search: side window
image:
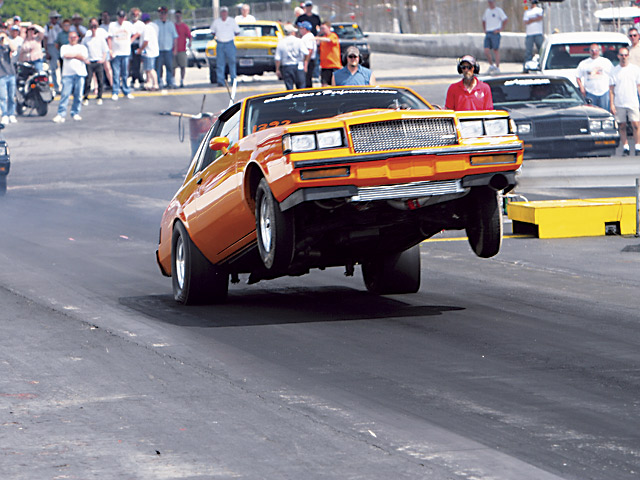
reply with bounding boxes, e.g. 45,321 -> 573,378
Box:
194,121 -> 222,173
197,104 -> 241,172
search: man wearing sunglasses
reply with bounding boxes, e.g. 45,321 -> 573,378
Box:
331,46 -> 375,86
609,46 -> 640,155
445,55 -> 493,111
628,28 -> 640,67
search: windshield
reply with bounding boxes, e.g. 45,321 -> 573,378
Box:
544,42 -> 627,69
333,24 -> 365,40
239,25 -> 279,37
193,31 -> 213,42
487,77 -> 585,108
244,88 -> 430,135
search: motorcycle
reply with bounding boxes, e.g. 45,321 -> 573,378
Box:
15,62 -> 54,117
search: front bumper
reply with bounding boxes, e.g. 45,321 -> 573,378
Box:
521,135 -> 619,159
208,56 -> 275,75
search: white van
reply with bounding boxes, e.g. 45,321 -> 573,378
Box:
524,31 -> 630,85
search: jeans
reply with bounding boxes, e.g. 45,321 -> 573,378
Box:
281,65 -> 303,90
57,74 -> 85,117
111,55 -> 131,96
156,50 -> 174,88
216,41 -> 236,86
84,62 -> 104,100
586,91 -> 610,111
524,34 -> 544,64
30,59 -> 44,72
304,58 -> 315,88
47,44 -> 60,91
0,74 -> 16,116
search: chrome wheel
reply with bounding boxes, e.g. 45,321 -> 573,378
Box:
255,179 -> 294,271
175,235 -> 185,290
259,198 -> 273,254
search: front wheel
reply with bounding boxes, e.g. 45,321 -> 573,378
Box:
465,187 -> 502,258
171,221 -> 228,305
255,179 -> 294,272
362,245 -> 421,295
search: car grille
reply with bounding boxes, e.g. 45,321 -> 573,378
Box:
239,48 -> 270,56
352,179 -> 464,202
349,118 -> 457,153
534,118 -> 589,137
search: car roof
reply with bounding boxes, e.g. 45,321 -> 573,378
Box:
237,20 -> 281,26
481,74 -> 573,83
544,31 -> 629,44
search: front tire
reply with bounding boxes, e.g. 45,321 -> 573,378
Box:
171,221 -> 228,305
255,179 -> 294,272
362,245 -> 421,295
465,187 -> 502,258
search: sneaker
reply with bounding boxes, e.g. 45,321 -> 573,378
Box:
52,114 -> 65,123
0,115 -> 8,125
623,146 -> 630,156
96,98 -> 103,105
112,94 -> 118,101
180,82 -> 184,88
126,93 -> 134,99
8,115 -> 17,123
494,66 -> 500,74
82,99 -> 89,106
72,114 -> 82,121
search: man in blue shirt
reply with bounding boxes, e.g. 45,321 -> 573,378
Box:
332,46 -> 376,86
154,6 -> 178,89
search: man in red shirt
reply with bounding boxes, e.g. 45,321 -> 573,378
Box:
445,55 -> 493,111
173,10 -> 192,88
316,22 -> 341,86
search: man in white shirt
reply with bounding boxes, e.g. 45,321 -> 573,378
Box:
609,47 -> 640,155
210,6 -> 240,87
136,13 -> 160,91
274,23 -> 304,90
108,9 -> 137,100
235,4 -> 256,23
576,43 -> 613,111
523,0 -> 543,66
52,31 -> 88,123
297,21 -> 316,88
81,18 -> 109,106
482,0 -> 508,74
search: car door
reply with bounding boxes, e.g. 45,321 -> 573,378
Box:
190,104 -> 248,263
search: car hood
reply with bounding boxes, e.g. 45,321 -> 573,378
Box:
496,103 -> 612,121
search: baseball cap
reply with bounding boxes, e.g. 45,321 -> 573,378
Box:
141,13 -> 151,22
158,6 -> 168,13
283,24 -> 297,34
117,10 -> 126,17
10,25 -> 20,31
49,10 -> 61,18
297,20 -> 312,30
345,46 -> 360,57
304,1 -> 313,6
13,16 -> 21,22
459,54 -> 477,66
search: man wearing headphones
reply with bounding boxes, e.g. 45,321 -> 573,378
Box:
445,55 -> 493,111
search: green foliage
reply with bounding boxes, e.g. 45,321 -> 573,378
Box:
1,1 -> 101,26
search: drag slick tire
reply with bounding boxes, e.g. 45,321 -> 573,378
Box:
465,187 -> 502,258
255,179 -> 294,272
171,221 -> 228,305
362,245 -> 421,295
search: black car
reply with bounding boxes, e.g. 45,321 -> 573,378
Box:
0,124 -> 10,196
484,75 -> 619,159
332,22 -> 370,68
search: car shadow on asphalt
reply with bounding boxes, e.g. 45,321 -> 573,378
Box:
119,287 -> 464,328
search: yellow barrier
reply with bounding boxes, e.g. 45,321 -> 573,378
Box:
506,197 -> 636,238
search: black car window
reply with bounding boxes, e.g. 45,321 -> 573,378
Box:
544,42 -> 628,69
239,25 -> 278,37
487,77 -> 584,108
334,24 -> 364,40
244,88 -> 430,135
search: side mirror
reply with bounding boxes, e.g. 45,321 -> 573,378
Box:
585,98 -> 593,105
209,136 -> 230,154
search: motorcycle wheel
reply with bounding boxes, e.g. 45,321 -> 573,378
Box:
36,97 -> 48,117
16,102 -> 24,116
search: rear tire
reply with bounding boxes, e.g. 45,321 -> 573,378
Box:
171,221 -> 228,305
465,187 -> 502,258
255,179 -> 294,272
362,245 -> 421,295
36,97 -> 48,117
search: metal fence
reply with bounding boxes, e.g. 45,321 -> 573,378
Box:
182,0 -> 616,35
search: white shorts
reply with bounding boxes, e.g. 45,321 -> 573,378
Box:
615,106 -> 640,123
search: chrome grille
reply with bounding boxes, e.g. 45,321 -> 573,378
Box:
352,179 -> 464,202
238,48 -> 270,56
350,118 -> 457,153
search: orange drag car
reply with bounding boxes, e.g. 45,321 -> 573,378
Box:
156,86 -> 523,304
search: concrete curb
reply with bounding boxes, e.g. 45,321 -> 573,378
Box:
366,32 -> 527,64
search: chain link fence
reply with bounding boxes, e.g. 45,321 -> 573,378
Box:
181,0 -> 614,35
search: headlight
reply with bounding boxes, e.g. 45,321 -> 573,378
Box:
459,120 -> 484,138
517,122 -> 531,134
602,118 -> 616,130
317,129 -> 343,149
290,134 -> 316,152
589,119 -> 602,131
484,118 -> 509,136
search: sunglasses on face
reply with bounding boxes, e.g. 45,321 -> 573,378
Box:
460,64 -> 473,70
619,53 -> 629,57
348,54 -> 359,59
630,34 -> 639,37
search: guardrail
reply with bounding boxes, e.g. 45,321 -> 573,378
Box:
366,32 -> 528,64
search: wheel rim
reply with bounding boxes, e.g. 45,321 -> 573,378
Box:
175,236 -> 185,290
259,199 -> 272,253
